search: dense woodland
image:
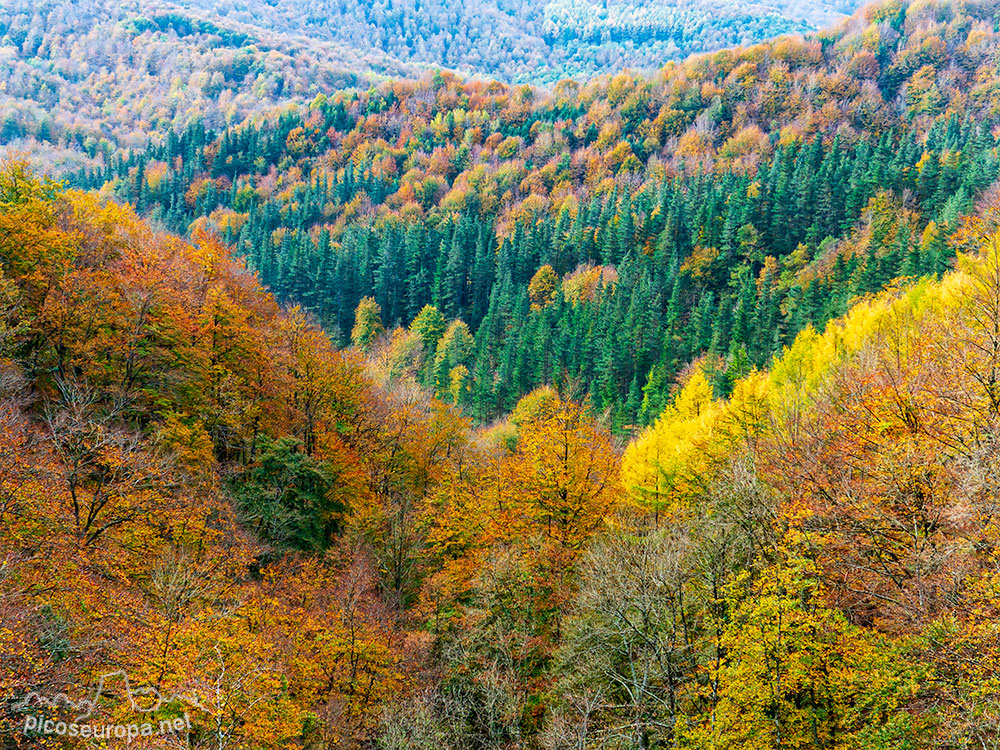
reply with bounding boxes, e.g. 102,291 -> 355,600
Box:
89,0 -> 1000,429
0,0 -> 410,164
5,0 -> 1000,748
0,0 -> 861,168
173,0 -> 861,83
7,150 -> 1000,749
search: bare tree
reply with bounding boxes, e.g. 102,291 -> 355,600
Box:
46,380 -> 167,547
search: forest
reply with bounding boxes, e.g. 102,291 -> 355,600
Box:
84,0 -> 1000,429
0,0 -> 862,168
0,0 -> 410,164
169,0 -> 861,83
3,0 -> 1000,748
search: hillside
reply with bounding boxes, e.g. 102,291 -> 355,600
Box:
0,0 -> 865,167
5,159 -> 1000,748
92,0 -> 1000,428
0,160 -> 462,746
0,0 -> 413,162
7,0 -> 1000,747
171,0 -> 863,83
606,206 -> 1000,748
0,161 -> 626,748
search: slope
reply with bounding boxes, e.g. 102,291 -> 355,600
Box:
171,0 -> 864,83
95,0 -> 1000,428
0,0 -> 415,163
585,206 -> 1000,747
0,160 -> 466,746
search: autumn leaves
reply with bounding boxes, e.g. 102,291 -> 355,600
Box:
0,163 -> 624,748
597,223 -> 1000,747
9,151 -> 1000,748
0,164 -> 417,746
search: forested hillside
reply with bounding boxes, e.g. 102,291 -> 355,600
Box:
601,202 -> 1000,749
0,0 -> 862,169
92,0 -> 1000,429
7,0 -> 1000,747
171,0 -> 862,83
0,161 -> 455,746
0,0 -> 413,165
7,159 -> 1000,748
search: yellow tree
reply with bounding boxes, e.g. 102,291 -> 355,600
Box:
622,367 -> 722,522
701,554 -> 923,750
513,397 -> 620,551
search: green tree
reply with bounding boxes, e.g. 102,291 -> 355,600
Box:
351,296 -> 385,352
234,436 -> 347,551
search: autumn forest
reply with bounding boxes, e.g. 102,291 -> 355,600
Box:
3,0 -> 1000,748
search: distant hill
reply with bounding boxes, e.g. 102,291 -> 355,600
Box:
0,0 -> 415,158
0,0 -> 864,163
163,0 -> 865,83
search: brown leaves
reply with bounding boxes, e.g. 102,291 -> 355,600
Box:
0,166 -> 430,749
418,393 -> 620,654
